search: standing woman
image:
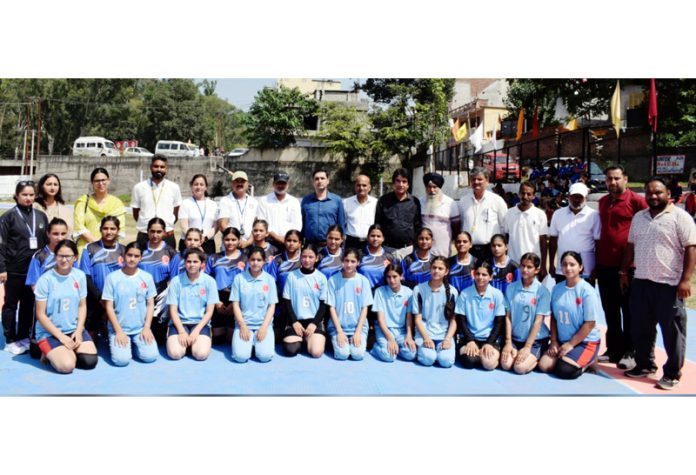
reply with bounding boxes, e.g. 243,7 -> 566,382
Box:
34,240 -> 98,373
0,181 -> 49,355
35,173 -> 73,235
178,174 -> 218,255
73,168 -> 126,257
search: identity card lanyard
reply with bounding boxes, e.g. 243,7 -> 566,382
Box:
150,179 -> 164,218
15,206 -> 38,249
193,197 -> 207,227
235,196 -> 248,235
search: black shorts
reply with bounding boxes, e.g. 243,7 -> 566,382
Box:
37,330 -> 93,356
283,319 -> 327,338
458,339 -> 500,351
211,289 -> 232,328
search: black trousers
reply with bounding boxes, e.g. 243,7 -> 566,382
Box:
344,235 -> 367,251
470,243 -> 492,262
137,231 -> 176,250
2,275 -> 35,343
630,279 -> 687,379
596,265 -> 633,356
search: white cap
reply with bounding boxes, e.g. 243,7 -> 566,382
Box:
568,182 -> 588,197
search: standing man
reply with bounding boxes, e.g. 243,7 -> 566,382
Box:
548,182 -> 601,283
343,174 -> 377,250
596,165 -> 647,369
257,171 -> 303,249
132,154 -> 182,249
458,167 -> 508,261
300,169 -> 345,247
502,181 -> 548,273
218,170 -> 259,248
621,177 -> 696,390
419,172 -> 460,257
374,168 -> 422,259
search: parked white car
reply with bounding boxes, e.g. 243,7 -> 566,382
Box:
73,136 -> 120,157
123,147 -> 154,158
155,140 -> 197,158
226,147 -> 249,158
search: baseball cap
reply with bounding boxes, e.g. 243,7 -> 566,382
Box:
273,172 -> 290,183
231,171 -> 248,182
568,182 -> 588,197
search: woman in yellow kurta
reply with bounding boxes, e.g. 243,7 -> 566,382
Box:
73,168 -> 126,256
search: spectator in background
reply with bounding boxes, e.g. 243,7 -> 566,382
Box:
419,172 -> 459,257
343,174 -> 377,250
374,168 -> 422,259
300,169 -> 345,248
666,175 -> 683,203
257,171 -> 303,250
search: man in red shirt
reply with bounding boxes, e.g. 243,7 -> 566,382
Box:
596,165 -> 647,369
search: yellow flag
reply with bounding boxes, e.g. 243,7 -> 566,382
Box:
515,108 -> 525,141
611,80 -> 621,137
455,121 -> 468,142
565,118 -> 578,131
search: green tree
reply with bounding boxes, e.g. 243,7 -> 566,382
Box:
243,86 -> 318,149
317,102 -> 373,179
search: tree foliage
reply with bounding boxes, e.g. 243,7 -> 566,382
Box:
243,86 -> 318,149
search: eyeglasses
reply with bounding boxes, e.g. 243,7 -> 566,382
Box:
55,254 -> 75,260
18,180 -> 35,187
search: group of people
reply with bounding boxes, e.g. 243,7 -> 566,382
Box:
1,154 -> 694,390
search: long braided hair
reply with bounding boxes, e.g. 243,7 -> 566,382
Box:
431,255 -> 454,321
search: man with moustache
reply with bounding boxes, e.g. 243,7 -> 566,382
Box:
374,168 -> 422,259
218,170 -> 259,248
257,171 -> 303,250
419,172 -> 459,257
502,181 -> 548,275
300,168 -> 345,247
343,174 -> 377,250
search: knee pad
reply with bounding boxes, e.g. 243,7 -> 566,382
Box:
283,341 -> 301,357
554,359 -> 582,380
76,353 -> 98,370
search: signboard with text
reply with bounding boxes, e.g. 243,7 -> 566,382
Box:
656,154 -> 686,174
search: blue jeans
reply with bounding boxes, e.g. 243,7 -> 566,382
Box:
416,337 -> 455,368
109,333 -> 159,366
372,327 -> 417,362
232,327 -> 275,363
331,331 -> 367,361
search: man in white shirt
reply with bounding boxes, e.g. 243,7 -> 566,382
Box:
218,171 -> 259,248
132,154 -> 183,249
343,174 -> 377,250
458,167 -> 508,261
257,171 -> 303,249
502,181 -> 548,275
419,172 -> 460,257
548,182 -> 601,283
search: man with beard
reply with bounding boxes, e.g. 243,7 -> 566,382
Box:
419,172 -> 459,257
343,174 -> 377,250
132,154 -> 182,249
257,171 -> 303,250
502,181 -> 548,275
595,165 -> 647,370
300,168 -> 345,248
621,177 -> 696,390
218,170 -> 259,248
548,182 -> 601,284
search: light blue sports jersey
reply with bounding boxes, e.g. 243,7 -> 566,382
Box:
34,269 -> 88,341
282,269 -> 328,321
326,273 -> 374,336
550,279 -> 602,343
102,269 -> 157,335
372,284 -> 412,330
26,246 -> 77,286
505,279 -> 551,342
411,282 -> 458,340
166,272 -> 220,325
454,285 -> 506,340
230,270 -> 278,329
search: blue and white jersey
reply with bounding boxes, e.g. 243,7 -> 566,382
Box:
326,273 -> 373,336
244,242 -> 279,261
79,240 -> 125,292
455,285 -> 506,340
282,269 -> 328,321
490,257 -> 520,295
372,284 -> 412,330
230,270 -> 278,330
168,251 -> 186,279
317,247 -> 344,280
401,251 -> 433,288
265,252 -> 300,295
447,255 -> 476,293
138,243 -> 177,284
34,269 -> 87,341
206,251 -> 247,290
550,279 -> 602,344
166,272 -> 220,325
505,279 -> 550,342
358,246 -> 397,289
102,269 -> 156,335
26,246 -> 76,286
411,282 -> 458,340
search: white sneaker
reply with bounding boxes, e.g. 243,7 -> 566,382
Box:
3,342 -> 25,355
3,342 -> 17,353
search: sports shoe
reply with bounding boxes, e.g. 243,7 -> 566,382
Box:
624,367 -> 657,378
3,342 -> 26,355
617,352 -> 636,370
655,376 -> 680,390
598,351 -> 620,364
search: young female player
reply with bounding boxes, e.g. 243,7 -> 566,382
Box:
401,227 -> 434,288
411,256 -> 458,367
169,227 -> 205,278
538,251 -> 602,379
317,224 -> 345,279
447,231 -> 477,293
265,229 -> 302,340
230,246 -> 278,363
500,252 -> 551,374
79,216 -> 125,339
138,217 -> 177,342
34,240 -> 98,373
281,243 -> 328,358
327,248 -> 374,360
206,226 -> 247,344
178,174 -> 218,255
246,219 -> 279,260
454,261 -> 507,370
357,224 -> 396,290
102,242 -> 158,366
489,233 -> 520,295
371,263 -> 417,362
166,247 -> 220,361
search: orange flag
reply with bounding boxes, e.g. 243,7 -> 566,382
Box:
515,108 -> 525,141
